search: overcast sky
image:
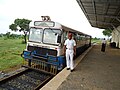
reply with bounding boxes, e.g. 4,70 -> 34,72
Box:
0,0 -> 106,38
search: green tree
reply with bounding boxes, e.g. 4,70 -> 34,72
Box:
102,29 -> 112,38
6,32 -> 11,39
9,18 -> 31,43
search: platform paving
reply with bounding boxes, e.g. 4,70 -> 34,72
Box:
57,45 -> 120,90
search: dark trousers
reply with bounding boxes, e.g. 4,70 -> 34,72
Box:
101,43 -> 106,52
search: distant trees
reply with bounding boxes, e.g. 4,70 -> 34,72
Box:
92,37 -> 99,40
9,18 -> 31,43
5,32 -> 11,38
102,29 -> 112,38
0,32 -> 23,39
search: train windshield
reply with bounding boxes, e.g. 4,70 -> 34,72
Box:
43,28 -> 61,45
29,27 -> 43,42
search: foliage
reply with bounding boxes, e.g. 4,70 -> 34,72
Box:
91,38 -> 101,44
0,38 -> 26,71
102,29 -> 112,37
9,18 -> 31,43
0,33 -> 24,39
92,37 -> 99,40
9,24 -> 17,31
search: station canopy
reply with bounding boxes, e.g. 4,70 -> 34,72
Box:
77,0 -> 120,30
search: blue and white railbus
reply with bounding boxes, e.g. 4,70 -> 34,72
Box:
23,16 -> 91,71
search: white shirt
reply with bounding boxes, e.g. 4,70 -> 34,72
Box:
64,39 -> 76,49
102,40 -> 107,44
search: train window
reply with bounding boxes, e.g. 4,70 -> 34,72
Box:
29,27 -> 43,42
76,34 -> 80,41
43,28 -> 61,45
79,35 -> 85,40
34,21 -> 55,27
63,31 -> 68,40
57,35 -> 61,43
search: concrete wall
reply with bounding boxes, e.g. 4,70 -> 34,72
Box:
112,26 -> 120,48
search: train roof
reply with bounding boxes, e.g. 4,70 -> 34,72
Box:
52,21 -> 91,36
33,20 -> 91,37
61,24 -> 91,37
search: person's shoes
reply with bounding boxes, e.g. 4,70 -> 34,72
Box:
67,68 -> 70,70
71,69 -> 74,72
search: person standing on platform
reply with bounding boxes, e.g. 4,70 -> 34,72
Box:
64,33 -> 76,72
101,38 -> 107,52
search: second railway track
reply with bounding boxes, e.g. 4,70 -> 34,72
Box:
0,67 -> 54,90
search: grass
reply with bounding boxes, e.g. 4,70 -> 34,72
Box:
91,39 -> 102,44
0,38 -> 26,72
91,39 -> 110,45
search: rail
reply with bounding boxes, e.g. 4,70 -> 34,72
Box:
0,68 -> 54,90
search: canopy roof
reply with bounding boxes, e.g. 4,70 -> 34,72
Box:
77,0 -> 120,30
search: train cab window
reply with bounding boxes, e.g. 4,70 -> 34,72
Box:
29,27 -> 43,43
43,28 -> 61,45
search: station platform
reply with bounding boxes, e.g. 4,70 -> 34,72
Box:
41,45 -> 120,90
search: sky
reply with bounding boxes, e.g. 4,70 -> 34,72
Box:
0,0 -> 106,38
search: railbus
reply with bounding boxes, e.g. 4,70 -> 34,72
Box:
22,16 -> 91,74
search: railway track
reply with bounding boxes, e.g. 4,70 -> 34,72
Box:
0,67 -> 54,90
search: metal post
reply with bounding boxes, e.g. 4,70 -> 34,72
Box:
116,17 -> 120,23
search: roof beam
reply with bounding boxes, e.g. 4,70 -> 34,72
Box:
76,0 -> 92,25
111,24 -> 120,33
111,8 -> 120,22
80,1 -> 120,4
116,17 -> 120,23
90,20 -> 119,25
76,0 -> 120,29
76,0 -> 87,14
108,27 -> 113,31
92,0 -> 97,26
87,13 -> 120,18
103,3 -> 110,23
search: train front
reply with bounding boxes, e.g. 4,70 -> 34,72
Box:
22,19 -> 65,73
